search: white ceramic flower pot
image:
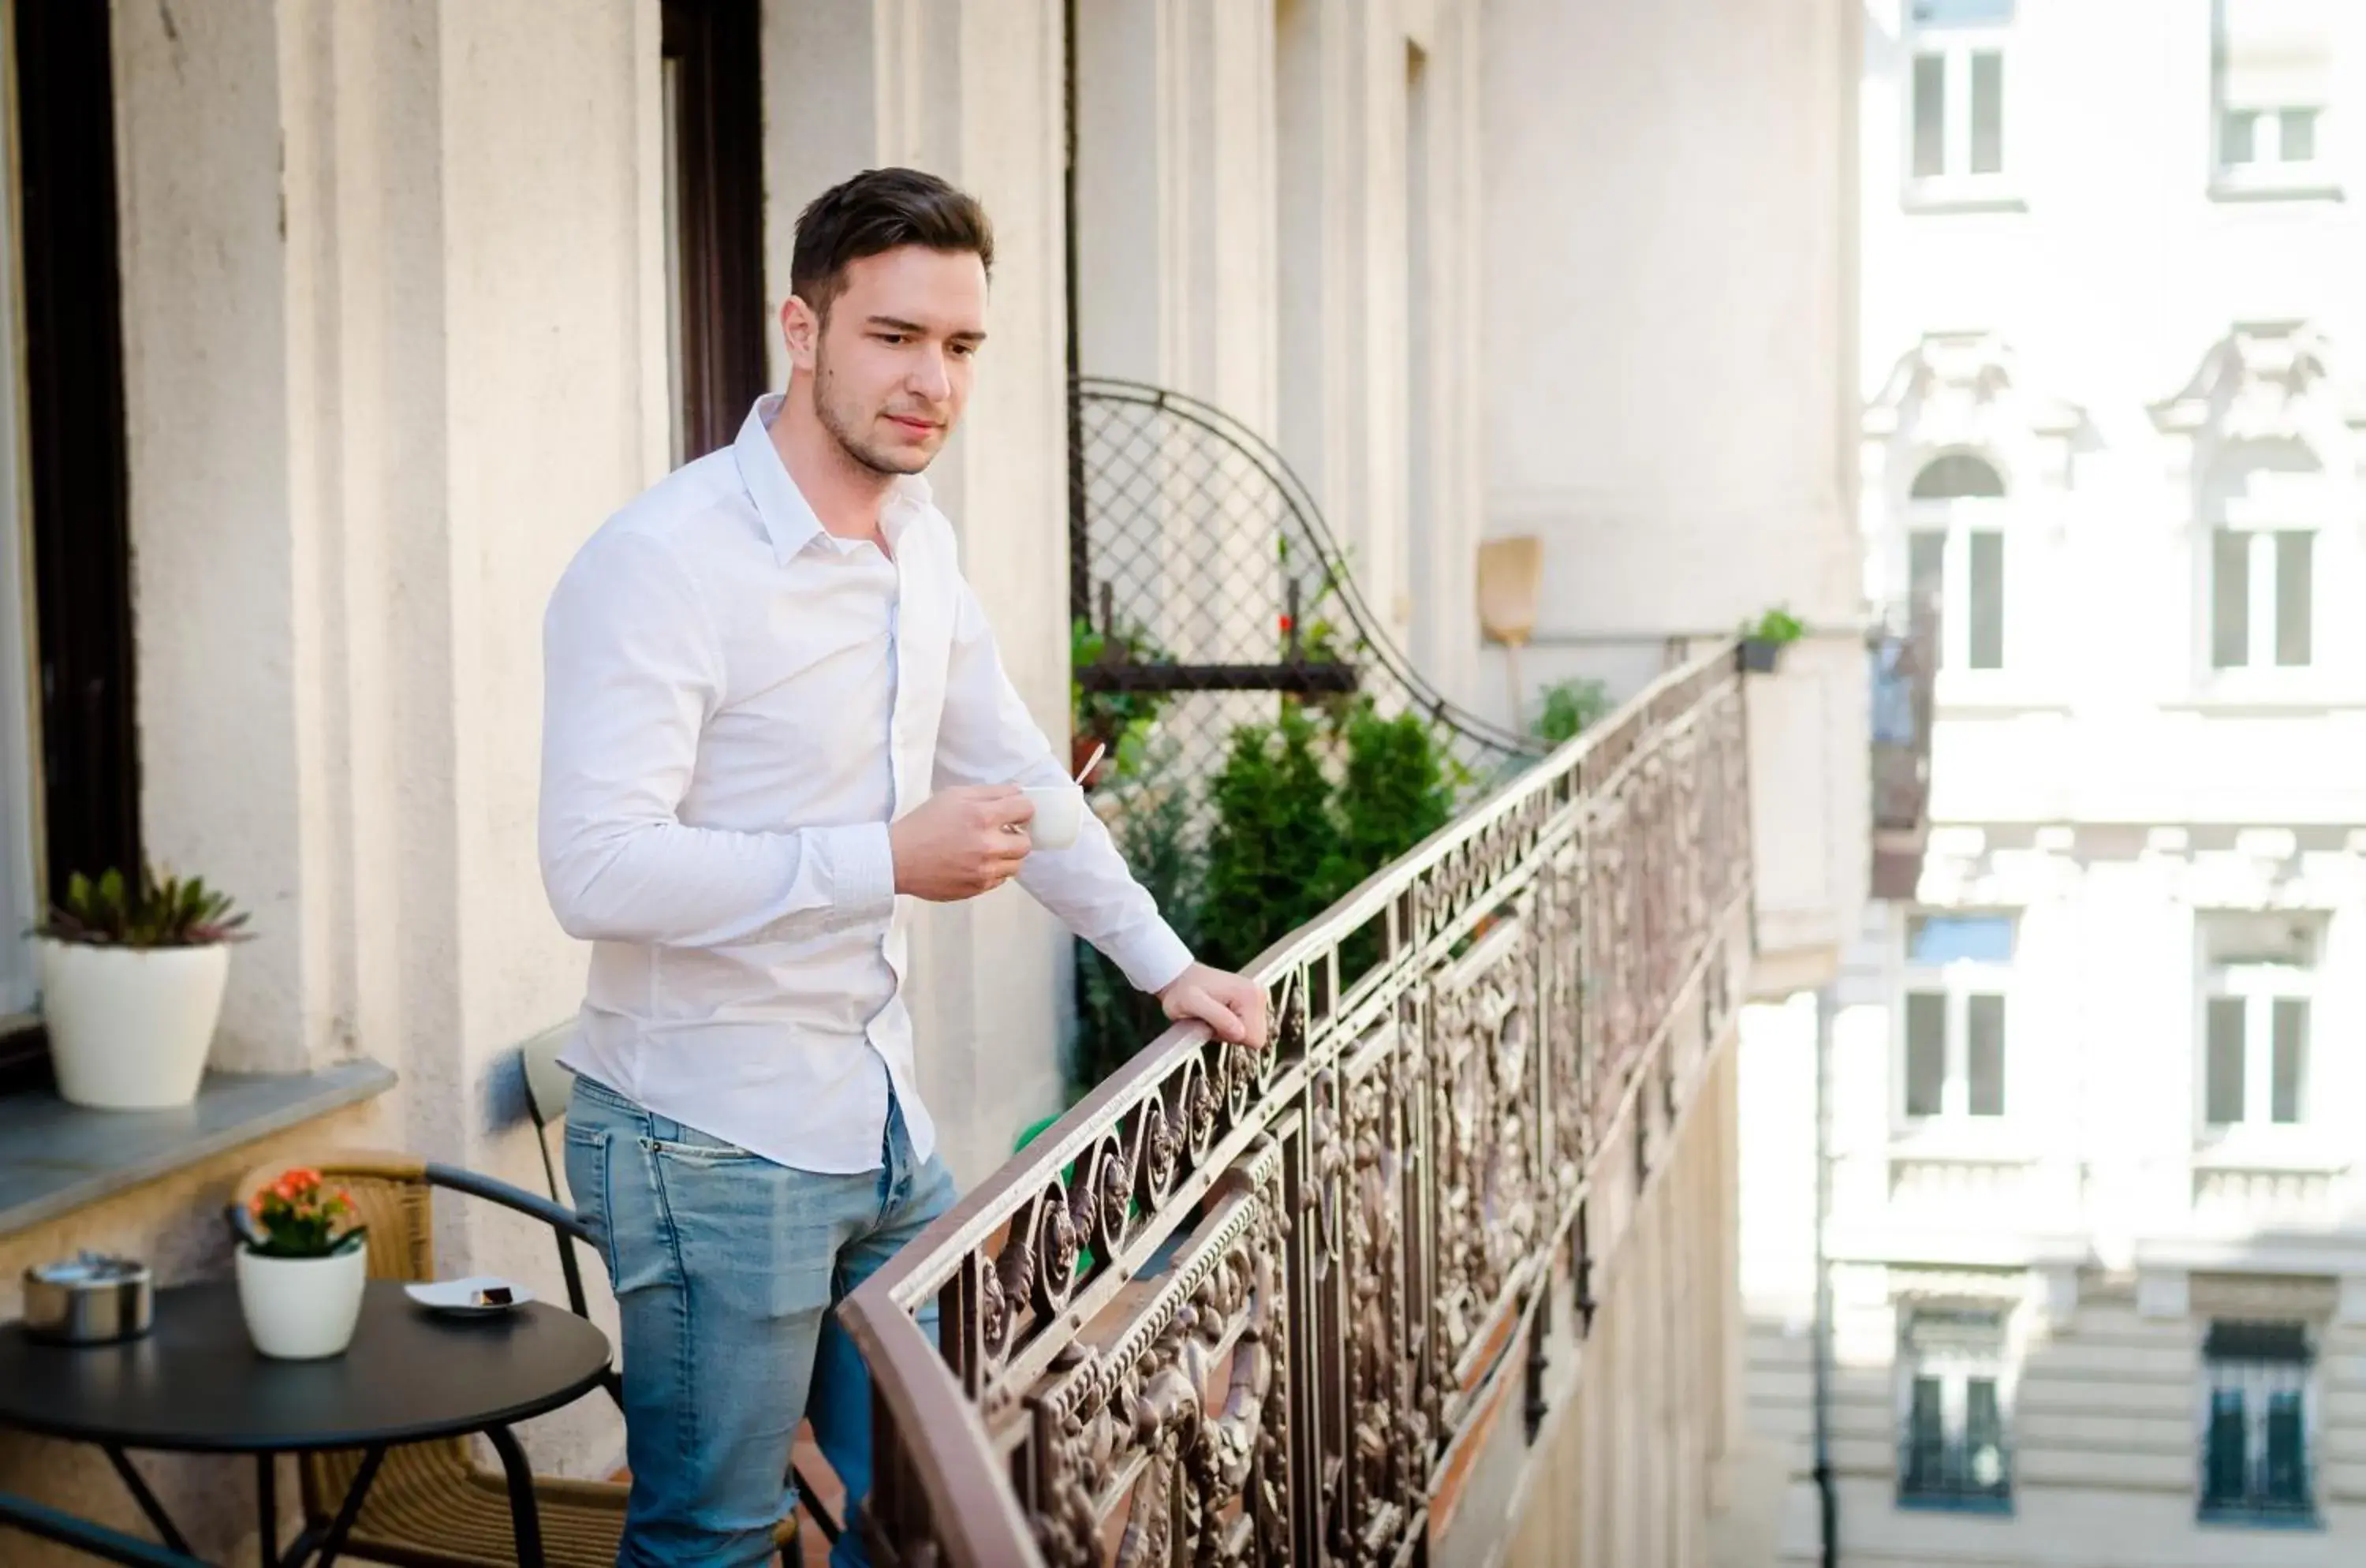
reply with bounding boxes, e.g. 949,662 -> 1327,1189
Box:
235,1245 -> 369,1360
37,938 -> 231,1111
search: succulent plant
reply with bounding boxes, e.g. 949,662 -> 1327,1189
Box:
39,865 -> 251,948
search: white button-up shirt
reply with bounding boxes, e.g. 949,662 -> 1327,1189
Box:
539,396 -> 1192,1173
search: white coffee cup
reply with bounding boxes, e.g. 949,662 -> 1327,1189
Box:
1021,784 -> 1084,851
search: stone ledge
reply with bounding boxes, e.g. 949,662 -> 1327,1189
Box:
0,1060 -> 397,1238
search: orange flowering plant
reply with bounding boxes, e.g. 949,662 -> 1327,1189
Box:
244,1167 -> 366,1259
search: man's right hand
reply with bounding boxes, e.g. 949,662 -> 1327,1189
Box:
890,786 -> 1036,902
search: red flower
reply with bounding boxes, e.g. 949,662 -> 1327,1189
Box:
1278,615 -> 1294,634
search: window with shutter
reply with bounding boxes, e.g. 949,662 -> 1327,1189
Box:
1904,457 -> 2010,673
2200,1319 -> 2317,1523
1897,1305 -> 2014,1510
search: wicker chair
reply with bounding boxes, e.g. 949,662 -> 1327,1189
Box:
231,1148 -> 801,1567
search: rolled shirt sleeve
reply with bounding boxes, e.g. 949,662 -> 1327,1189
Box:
931,577 -> 1194,995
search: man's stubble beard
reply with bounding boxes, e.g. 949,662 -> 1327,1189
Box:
813,340 -> 931,480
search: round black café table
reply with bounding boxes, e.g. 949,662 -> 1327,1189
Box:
0,1281 -> 612,1567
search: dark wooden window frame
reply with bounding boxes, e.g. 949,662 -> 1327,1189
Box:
2,0 -> 140,1091
661,0 -> 767,460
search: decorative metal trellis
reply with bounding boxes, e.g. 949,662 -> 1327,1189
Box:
1067,377 -> 1545,843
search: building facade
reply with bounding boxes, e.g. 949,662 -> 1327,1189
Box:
1744,2 -> 2366,1562
0,1 -> 1866,1562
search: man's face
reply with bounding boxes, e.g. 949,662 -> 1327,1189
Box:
796,246 -> 988,476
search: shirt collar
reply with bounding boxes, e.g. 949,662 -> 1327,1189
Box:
733,394 -> 935,564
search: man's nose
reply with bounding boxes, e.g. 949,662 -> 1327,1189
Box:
908,349 -> 952,402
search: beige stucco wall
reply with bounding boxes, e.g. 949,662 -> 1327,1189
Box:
3,0 -> 1076,1557
1472,1039 -> 1767,1568
1478,0 -> 1871,992
1069,0 -> 1491,707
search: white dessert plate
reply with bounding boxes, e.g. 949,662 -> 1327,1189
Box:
404,1276 -> 535,1316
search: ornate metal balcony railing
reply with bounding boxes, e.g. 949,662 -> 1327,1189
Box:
843,643 -> 1756,1567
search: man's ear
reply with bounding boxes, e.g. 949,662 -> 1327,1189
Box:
782,295 -> 821,373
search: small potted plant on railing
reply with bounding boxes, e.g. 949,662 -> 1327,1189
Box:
233,1167 -> 369,1360
1072,617 -> 1174,787
33,866 -> 249,1110
1739,605 -> 1805,674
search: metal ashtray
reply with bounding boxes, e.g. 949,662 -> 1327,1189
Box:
22,1251 -> 155,1346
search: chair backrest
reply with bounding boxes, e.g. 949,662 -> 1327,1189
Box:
520,1020 -> 577,1133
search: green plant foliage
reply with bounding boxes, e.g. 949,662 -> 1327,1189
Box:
1198,704 -> 1351,974
1334,704 -> 1456,982
1069,700 -> 1463,1099
40,866 -> 250,949
1073,752 -> 1204,1092
1745,604 -> 1806,644
1532,677 -> 1612,746
1072,618 -> 1174,782
1338,704 -> 1456,874
242,1167 -> 368,1260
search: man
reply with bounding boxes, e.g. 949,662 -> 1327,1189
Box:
539,167 -> 1266,1567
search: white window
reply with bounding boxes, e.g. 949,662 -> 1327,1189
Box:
2213,0 -> 2336,198
1901,912 -> 2014,1123
1906,454 -> 2007,672
2209,528 -> 2313,671
1905,0 -> 2015,207
2201,1320 -> 2316,1524
2198,913 -> 2317,1133
1899,1305 -> 2013,1510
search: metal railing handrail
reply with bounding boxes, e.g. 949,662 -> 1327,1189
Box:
842,641 -> 1756,1566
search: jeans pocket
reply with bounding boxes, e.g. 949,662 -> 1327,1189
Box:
562,1125 -> 618,1282
641,1118 -> 759,1163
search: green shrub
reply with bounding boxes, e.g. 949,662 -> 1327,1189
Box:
1334,704 -> 1455,980
1198,704 -> 1351,973
1072,757 -> 1204,1091
1338,704 -> 1456,873
1069,701 -> 1461,1097
1532,677 -> 1611,746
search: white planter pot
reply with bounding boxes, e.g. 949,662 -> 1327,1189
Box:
36,938 -> 232,1111
235,1245 -> 369,1360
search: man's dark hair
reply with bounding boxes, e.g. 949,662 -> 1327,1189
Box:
790,167 -> 994,323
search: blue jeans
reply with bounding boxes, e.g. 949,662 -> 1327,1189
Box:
564,1073 -> 956,1568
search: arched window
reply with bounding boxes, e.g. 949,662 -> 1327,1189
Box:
1909,453 -> 2006,499
1906,453 -> 2007,671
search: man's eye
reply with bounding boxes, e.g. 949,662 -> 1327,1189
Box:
875,332 -> 907,345
950,342 -> 977,359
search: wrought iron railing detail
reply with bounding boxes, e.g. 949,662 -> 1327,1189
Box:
843,644 -> 1756,1567
1069,377 -> 1543,822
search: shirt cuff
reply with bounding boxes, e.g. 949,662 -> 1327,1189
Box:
819,823 -> 898,917
1106,920 -> 1195,996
